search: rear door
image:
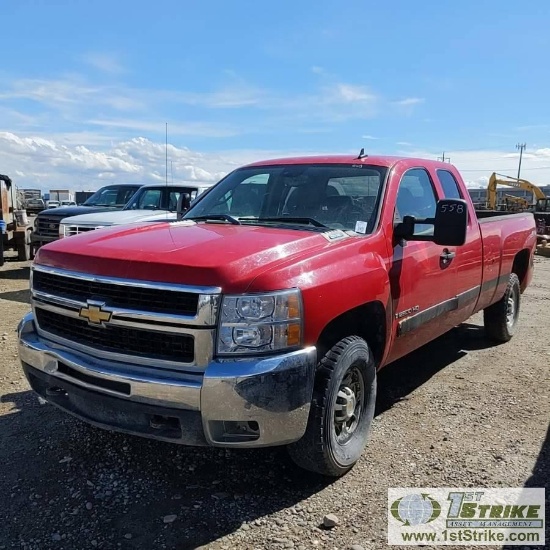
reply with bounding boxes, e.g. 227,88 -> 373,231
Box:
433,168 -> 483,323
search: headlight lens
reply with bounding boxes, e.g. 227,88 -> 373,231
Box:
217,289 -> 302,355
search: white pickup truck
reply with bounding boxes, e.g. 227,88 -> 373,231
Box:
59,183 -> 212,238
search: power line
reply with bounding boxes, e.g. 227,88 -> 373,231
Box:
459,166 -> 550,172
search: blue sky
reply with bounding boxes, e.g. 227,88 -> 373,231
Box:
1,0 -> 550,190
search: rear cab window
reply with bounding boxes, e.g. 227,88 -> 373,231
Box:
436,169 -> 463,199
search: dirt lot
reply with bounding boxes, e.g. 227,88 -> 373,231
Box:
1,255 -> 548,550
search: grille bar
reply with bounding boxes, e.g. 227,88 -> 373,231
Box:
63,225 -> 97,237
36,308 -> 194,363
36,217 -> 61,237
33,270 -> 200,316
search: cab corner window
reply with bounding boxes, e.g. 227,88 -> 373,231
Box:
436,169 -> 462,199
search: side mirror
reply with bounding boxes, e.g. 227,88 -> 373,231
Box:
394,199 -> 468,247
176,193 -> 191,221
433,199 -> 468,246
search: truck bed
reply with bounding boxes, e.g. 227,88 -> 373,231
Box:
475,209 -> 535,221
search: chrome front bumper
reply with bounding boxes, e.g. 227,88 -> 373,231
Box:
18,313 -> 316,448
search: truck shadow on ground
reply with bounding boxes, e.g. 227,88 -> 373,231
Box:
376,322 -> 499,416
502,422 -> 549,549
0,288 -> 30,304
0,323 -> 508,550
0,264 -> 30,280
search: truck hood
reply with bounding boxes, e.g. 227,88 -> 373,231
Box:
60,209 -> 176,226
38,205 -> 117,219
36,221 -> 351,292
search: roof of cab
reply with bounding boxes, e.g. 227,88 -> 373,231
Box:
243,154 -> 450,169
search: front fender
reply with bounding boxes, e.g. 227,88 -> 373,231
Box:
246,236 -> 391,348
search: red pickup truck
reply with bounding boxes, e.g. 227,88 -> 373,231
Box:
18,155 -> 537,476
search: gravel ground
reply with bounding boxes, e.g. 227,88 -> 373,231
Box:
0,255 -> 548,550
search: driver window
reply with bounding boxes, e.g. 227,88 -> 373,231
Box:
139,189 -> 161,209
395,168 -> 437,233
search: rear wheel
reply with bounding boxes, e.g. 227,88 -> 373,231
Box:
483,273 -> 520,343
287,336 -> 376,477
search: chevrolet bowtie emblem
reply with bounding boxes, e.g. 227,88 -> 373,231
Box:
79,302 -> 112,326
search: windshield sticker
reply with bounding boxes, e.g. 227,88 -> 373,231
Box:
322,229 -> 348,242
169,220 -> 196,227
354,220 -> 368,234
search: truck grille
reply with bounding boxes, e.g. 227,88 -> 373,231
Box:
36,309 -> 194,362
62,225 -> 97,237
33,270 -> 199,316
31,266 -> 220,368
36,216 -> 61,237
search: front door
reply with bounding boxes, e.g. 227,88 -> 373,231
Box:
386,167 -> 459,363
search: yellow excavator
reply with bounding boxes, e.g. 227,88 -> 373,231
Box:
501,194 -> 530,211
487,173 -> 550,256
486,172 -> 547,210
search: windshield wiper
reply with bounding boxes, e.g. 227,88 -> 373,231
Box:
186,214 -> 241,225
250,216 -> 327,228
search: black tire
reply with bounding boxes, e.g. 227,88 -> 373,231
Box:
0,236 -> 4,267
483,273 -> 520,343
287,336 -> 376,477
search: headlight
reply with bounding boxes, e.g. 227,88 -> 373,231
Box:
217,289 -> 302,355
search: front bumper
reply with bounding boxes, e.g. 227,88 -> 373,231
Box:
18,313 -> 316,448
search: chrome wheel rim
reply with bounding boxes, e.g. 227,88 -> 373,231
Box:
333,366 -> 364,445
506,287 -> 518,328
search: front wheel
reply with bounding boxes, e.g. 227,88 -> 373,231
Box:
287,336 -> 377,477
483,273 -> 521,343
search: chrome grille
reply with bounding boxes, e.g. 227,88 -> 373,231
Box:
31,265 -> 221,369
36,216 -> 61,237
62,225 -> 97,237
33,269 -> 199,316
36,308 -> 194,362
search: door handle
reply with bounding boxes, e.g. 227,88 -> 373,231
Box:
440,249 -> 456,265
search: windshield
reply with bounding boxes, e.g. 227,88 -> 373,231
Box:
184,164 -> 387,233
83,185 -> 141,207
125,186 -> 201,211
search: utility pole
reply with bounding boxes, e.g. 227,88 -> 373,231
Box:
438,152 -> 450,163
165,123 -> 168,185
516,143 -> 526,180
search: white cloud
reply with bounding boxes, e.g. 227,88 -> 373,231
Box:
82,52 -> 126,74
86,118 -> 239,138
398,146 -> 550,188
394,97 -> 424,107
332,83 -> 377,104
362,135 -> 378,140
4,128 -> 550,198
0,132 -> 287,192
0,77 -> 146,114
0,71 -> 425,143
